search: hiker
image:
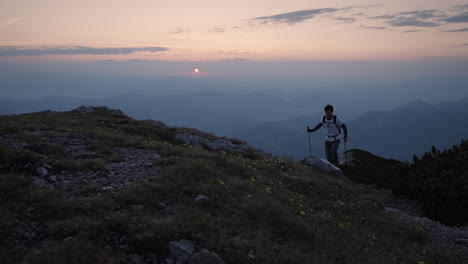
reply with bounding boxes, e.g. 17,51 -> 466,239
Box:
307,104 -> 348,166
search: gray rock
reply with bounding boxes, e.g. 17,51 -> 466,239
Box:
454,238 -> 468,245
101,186 -> 114,191
303,157 -> 343,176
145,119 -> 168,127
165,257 -> 175,264
74,105 -> 127,117
189,249 -> 224,264
247,250 -> 255,260
175,128 -> 270,158
168,240 -> 195,263
194,194 -> 209,202
42,163 -> 53,169
35,167 -> 48,177
48,175 -> 57,182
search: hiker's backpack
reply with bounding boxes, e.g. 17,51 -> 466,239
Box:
322,115 -> 341,134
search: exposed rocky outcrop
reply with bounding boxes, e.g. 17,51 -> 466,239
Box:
175,128 -> 270,158
74,105 -> 127,117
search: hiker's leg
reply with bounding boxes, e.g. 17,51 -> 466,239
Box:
325,141 -> 333,163
331,140 -> 341,165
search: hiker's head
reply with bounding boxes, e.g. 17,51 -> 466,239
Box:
324,104 -> 334,117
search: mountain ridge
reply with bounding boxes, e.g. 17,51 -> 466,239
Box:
0,106 -> 464,263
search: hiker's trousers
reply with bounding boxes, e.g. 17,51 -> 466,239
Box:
325,139 -> 340,165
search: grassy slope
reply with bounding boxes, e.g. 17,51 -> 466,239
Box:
0,108 -> 459,263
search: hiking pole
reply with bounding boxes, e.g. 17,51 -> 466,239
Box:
307,126 -> 312,157
343,139 -> 347,165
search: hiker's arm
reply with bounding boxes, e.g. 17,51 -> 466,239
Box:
341,123 -> 348,140
308,123 -> 323,132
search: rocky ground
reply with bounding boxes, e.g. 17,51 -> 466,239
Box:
0,131 -> 161,196
356,175 -> 468,262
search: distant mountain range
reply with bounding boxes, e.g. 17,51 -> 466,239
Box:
237,97 -> 468,160
0,91 -> 374,136
1,92 -> 467,161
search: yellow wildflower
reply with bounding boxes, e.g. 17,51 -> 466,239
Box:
299,211 -> 306,216
219,181 -> 225,185
250,177 -> 256,182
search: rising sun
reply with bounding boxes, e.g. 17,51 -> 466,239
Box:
194,68 -> 199,73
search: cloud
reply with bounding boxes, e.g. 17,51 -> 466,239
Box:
219,50 -> 249,55
444,12 -> 468,23
453,4 -> 468,10
1,17 -> 20,26
403,30 -> 422,33
389,9 -> 443,27
398,9 -> 441,19
369,15 -> 395,19
252,8 -> 341,25
353,12 -> 366,16
210,27 -> 225,33
360,25 -> 386,30
0,46 -> 169,57
369,9 -> 446,28
442,27 -> 468,32
388,17 -> 440,27
334,17 -> 357,24
170,28 -> 191,34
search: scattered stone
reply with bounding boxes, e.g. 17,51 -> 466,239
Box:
454,238 -> 468,245
336,200 -> 345,206
189,249 -> 225,264
247,250 -> 255,260
43,163 -> 53,169
385,206 -> 468,257
194,194 -> 209,202
101,186 -> 114,191
32,177 -> 48,188
168,240 -> 195,263
35,167 -> 48,177
48,175 -> 57,182
130,204 -> 144,210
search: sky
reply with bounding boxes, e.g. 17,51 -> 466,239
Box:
0,0 -> 468,80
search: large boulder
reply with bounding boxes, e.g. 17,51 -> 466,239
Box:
303,156 -> 344,176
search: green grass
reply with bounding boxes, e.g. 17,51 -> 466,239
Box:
0,108 -> 462,263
